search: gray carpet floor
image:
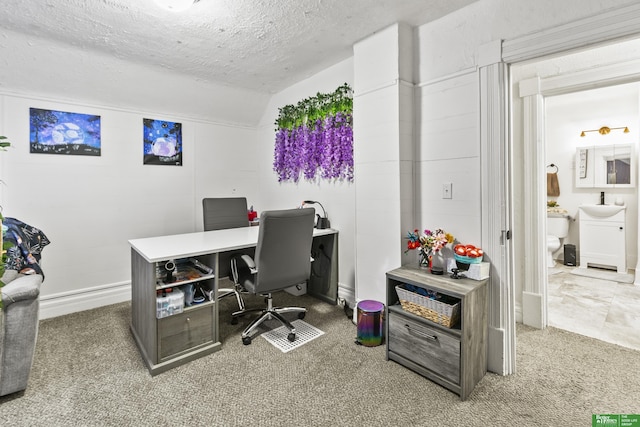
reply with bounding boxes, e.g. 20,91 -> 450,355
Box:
1,291 -> 639,426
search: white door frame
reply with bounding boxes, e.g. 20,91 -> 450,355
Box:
478,41 -> 516,375
479,2 -> 640,374
518,60 -> 640,327
500,3 -> 640,329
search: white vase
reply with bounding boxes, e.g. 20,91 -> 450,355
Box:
430,250 -> 445,274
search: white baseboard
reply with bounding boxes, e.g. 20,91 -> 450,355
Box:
515,302 -> 523,323
39,281 -> 131,320
338,283 -> 355,306
487,326 -> 505,375
39,281 -> 353,320
522,291 -> 543,329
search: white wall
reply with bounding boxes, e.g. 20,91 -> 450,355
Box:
416,0 -> 635,82
413,0 -> 637,312
0,25 -> 355,317
0,29 -> 266,318
415,71 -> 481,249
2,0 -> 637,319
0,28 -> 268,127
353,23 -> 414,304
193,124 -> 261,231
510,36 -> 640,309
255,58 -> 356,302
1,94 -> 262,317
545,83 -> 639,267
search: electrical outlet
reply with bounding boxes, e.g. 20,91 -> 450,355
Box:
443,182 -> 453,199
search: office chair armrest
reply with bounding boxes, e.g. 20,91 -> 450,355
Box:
233,254 -> 257,274
240,254 -> 257,273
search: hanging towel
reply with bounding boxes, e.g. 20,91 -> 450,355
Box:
547,172 -> 560,197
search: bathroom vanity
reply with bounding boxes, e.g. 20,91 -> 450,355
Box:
578,204 -> 626,273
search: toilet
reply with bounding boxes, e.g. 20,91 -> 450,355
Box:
547,213 -> 570,267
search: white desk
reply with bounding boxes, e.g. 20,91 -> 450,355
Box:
130,226 -> 337,263
129,227 -> 338,375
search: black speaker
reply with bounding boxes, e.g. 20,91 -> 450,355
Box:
564,244 -> 576,266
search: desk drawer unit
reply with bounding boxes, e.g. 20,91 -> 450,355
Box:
388,311 -> 460,384
158,307 -> 214,361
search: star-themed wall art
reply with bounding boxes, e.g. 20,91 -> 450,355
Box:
29,108 -> 101,156
143,118 -> 182,166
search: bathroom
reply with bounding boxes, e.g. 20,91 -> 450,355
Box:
544,81 -> 640,350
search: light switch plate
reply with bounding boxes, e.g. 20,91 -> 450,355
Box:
443,182 -> 453,199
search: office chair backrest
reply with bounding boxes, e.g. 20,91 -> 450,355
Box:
203,197 -> 250,231
254,208 -> 315,292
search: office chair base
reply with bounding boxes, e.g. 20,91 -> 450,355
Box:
244,330 -> 295,345
239,307 -> 307,345
219,286 -> 246,324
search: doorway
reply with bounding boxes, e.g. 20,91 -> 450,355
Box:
511,37 -> 640,337
544,84 -> 640,351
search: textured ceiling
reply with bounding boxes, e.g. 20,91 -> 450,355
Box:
0,0 -> 476,94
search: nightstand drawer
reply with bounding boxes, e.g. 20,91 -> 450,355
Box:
388,311 -> 460,384
158,306 -> 214,361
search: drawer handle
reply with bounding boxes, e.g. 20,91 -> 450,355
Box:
404,324 -> 438,341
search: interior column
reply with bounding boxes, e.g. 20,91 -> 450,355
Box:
353,23 -> 415,304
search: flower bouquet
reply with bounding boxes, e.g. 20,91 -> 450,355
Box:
405,228 -> 454,273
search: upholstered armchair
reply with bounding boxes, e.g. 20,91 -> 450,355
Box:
0,217 -> 50,396
0,270 -> 43,396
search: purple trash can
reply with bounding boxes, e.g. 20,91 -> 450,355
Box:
356,300 -> 385,347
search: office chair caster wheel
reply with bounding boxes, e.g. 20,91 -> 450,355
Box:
297,312 -> 306,320
231,316 -> 238,325
242,336 -> 252,345
287,333 -> 296,342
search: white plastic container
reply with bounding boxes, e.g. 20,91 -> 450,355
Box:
156,288 -> 185,318
466,262 -> 490,280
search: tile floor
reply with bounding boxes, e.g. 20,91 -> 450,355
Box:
548,264 -> 640,351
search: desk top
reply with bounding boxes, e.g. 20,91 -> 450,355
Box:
129,227 -> 337,263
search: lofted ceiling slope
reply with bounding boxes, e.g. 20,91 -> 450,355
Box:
0,0 -> 477,94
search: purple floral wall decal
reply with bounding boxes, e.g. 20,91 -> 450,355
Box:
273,83 -> 353,183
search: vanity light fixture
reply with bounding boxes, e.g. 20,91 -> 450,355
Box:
155,0 -> 200,12
580,126 -> 630,137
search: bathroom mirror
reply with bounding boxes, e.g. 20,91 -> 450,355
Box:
575,143 -> 635,188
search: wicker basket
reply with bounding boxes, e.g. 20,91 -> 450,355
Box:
395,285 -> 460,328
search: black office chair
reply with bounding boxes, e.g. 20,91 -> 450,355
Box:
231,208 -> 315,345
202,197 -> 251,314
